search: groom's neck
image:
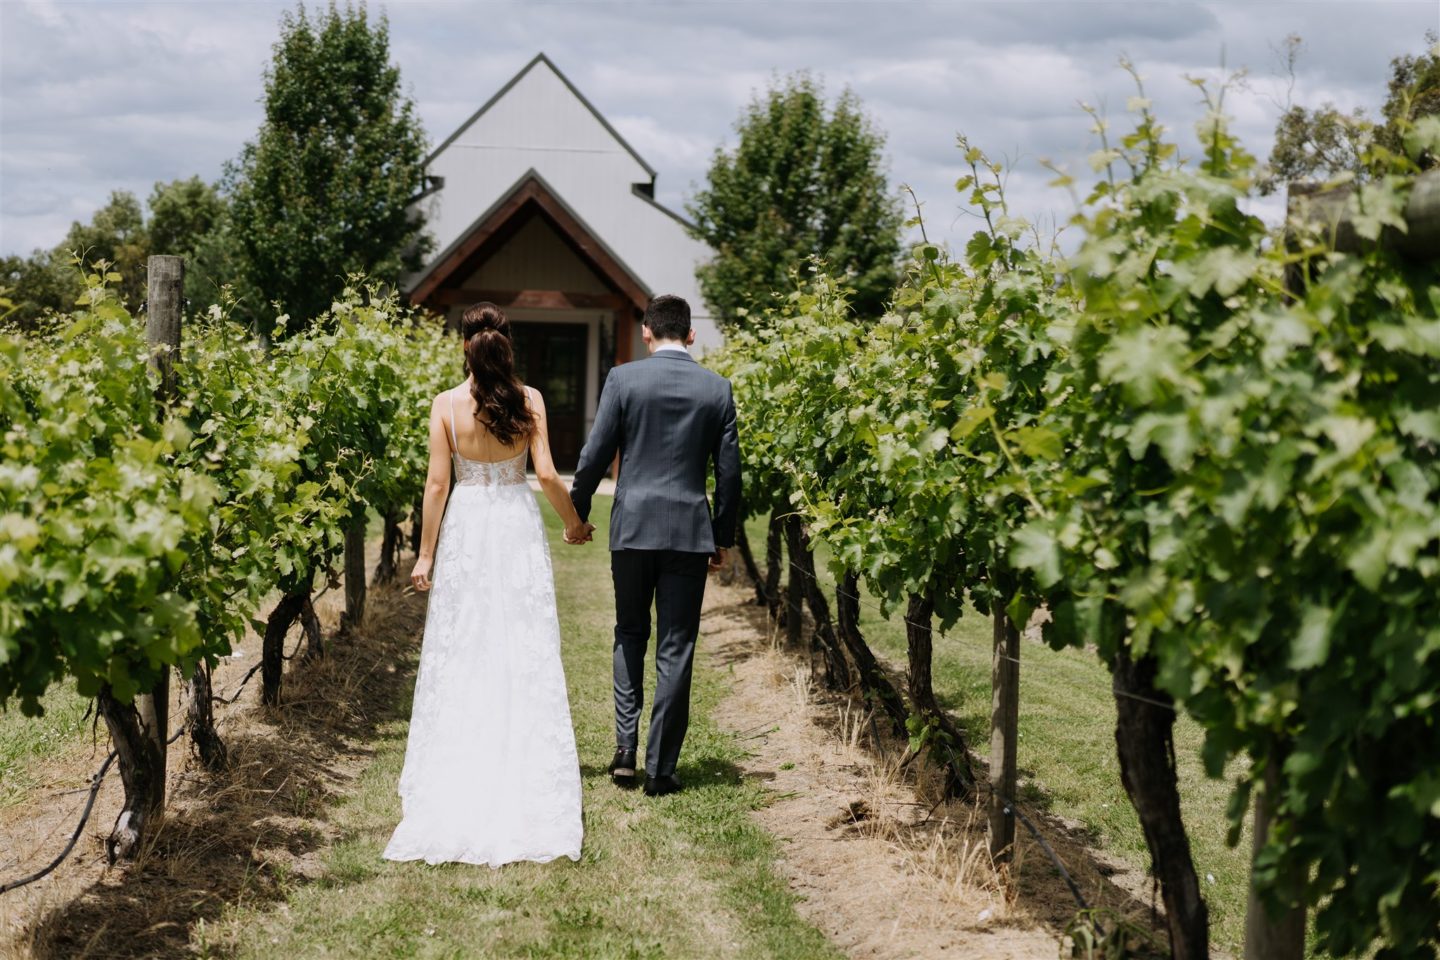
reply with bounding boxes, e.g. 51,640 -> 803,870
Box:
647,338 -> 689,354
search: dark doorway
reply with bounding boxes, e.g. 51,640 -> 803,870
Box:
511,321 -> 588,471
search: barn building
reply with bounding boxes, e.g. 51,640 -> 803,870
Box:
404,53 -> 720,470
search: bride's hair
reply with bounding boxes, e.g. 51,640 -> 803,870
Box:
460,302 -> 534,447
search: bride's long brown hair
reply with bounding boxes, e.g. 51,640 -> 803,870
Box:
460,302 -> 534,447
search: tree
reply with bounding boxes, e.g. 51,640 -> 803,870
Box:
59,190 -> 150,307
1377,31 -> 1440,166
226,2 -> 430,338
148,177 -> 224,262
1,191 -> 149,328
1,181 -> 236,331
0,249 -> 75,331
1262,32 -> 1438,192
687,73 -> 903,327
148,176 -> 240,308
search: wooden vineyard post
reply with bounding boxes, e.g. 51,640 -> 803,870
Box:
96,254 -> 184,860
138,255 -> 183,764
988,601 -> 1020,862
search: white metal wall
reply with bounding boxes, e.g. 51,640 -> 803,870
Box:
413,57 -> 723,353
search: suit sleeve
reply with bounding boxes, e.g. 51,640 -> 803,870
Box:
710,380 -> 741,549
570,372 -> 623,523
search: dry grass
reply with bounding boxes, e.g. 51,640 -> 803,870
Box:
706,572 -> 1175,959
3,568 -> 427,960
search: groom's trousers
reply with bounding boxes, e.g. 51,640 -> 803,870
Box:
611,549 -> 710,778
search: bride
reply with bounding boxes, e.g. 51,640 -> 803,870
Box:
383,301 -> 591,867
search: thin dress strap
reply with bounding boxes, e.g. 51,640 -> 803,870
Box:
448,389 -> 460,453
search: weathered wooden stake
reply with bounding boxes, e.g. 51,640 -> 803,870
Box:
98,254 -> 184,860
988,601 -> 1020,862
136,254 -> 183,774
1288,167 -> 1440,260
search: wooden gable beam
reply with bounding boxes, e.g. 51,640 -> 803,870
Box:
409,174 -> 651,313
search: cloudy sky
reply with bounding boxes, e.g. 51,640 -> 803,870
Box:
1,0 -> 1435,258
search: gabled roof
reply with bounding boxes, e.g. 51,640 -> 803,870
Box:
425,52 -> 657,181
408,167 -> 651,311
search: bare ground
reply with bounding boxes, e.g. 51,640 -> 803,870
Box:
703,575 -> 1169,960
0,538 -> 424,960
2,541 -> 1172,960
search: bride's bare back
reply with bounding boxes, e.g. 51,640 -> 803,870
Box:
445,383 -> 532,463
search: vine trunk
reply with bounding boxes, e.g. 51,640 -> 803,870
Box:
1112,645 -> 1209,960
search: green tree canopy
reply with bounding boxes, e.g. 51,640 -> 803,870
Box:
148,176 -> 224,261
61,190 -> 149,306
1262,32 -> 1439,192
1,179 -> 233,331
686,73 -> 903,327
227,1 -> 430,338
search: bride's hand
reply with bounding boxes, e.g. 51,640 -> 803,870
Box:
410,556 -> 434,592
564,521 -> 594,545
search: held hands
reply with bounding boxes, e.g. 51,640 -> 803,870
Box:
564,521 -> 596,545
708,547 -> 728,572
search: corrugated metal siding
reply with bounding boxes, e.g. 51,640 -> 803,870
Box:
413,57 -> 723,353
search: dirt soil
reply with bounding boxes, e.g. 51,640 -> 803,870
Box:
0,538 -> 425,960
703,575 -> 1167,960
2,541 -> 1168,960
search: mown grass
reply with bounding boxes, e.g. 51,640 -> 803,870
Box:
202,495 -> 840,960
745,515 -> 1252,957
0,683 -> 90,810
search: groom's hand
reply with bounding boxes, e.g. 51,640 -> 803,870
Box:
708,547 -> 728,572
564,521 -> 595,545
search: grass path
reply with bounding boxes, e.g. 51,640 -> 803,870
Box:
201,495 -> 840,960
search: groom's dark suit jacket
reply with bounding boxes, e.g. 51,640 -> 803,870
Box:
570,349 -> 740,553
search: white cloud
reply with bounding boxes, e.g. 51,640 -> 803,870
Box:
2,0 -> 1436,257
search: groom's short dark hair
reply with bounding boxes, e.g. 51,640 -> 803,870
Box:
643,295 -> 691,341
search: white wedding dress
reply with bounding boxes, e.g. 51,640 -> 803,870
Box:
383,395 -> 583,867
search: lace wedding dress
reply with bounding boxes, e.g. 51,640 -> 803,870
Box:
383,395 -> 583,867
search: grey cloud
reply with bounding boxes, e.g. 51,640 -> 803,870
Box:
2,0 -> 1436,258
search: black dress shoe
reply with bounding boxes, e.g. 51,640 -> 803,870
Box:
643,774 -> 683,797
608,748 -> 637,783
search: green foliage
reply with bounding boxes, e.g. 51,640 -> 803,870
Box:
148,177 -> 226,261
1065,908 -> 1161,959
147,176 -> 241,309
1378,31 -> 1440,166
2,179 -> 238,331
1,279 -> 214,712
0,271 -> 453,718
0,249 -> 77,332
687,73 -> 903,327
226,2 -> 431,339
58,191 -> 150,308
1023,80 -> 1440,959
1262,32 -> 1439,193
720,64 -> 1440,958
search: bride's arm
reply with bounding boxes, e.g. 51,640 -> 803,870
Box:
527,388 -> 591,543
410,395 -> 453,591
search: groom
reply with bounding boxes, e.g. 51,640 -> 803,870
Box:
568,294 -> 741,796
